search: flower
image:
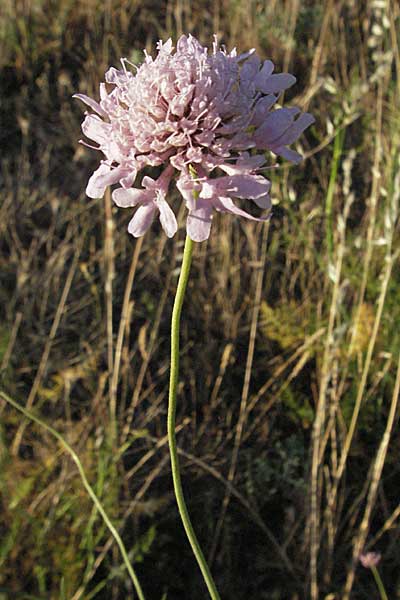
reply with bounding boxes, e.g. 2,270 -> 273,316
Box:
75,35 -> 314,241
359,552 -> 382,569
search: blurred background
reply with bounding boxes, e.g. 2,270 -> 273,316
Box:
0,0 -> 399,598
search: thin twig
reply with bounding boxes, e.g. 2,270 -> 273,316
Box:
11,238 -> 84,455
111,237 -> 143,435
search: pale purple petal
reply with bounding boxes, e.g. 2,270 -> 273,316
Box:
142,175 -> 157,190
105,66 -> 130,86
228,132 -> 254,150
176,175 -> 200,210
177,35 -> 189,53
127,204 -> 157,237
254,107 -> 300,147
253,60 -> 274,89
193,130 -> 215,146
156,198 -> 178,238
186,200 -> 213,242
82,114 -> 112,145
271,146 -> 303,164
169,85 -> 195,117
253,193 -> 271,209
256,73 -> 296,94
91,165 -> 128,195
219,154 -> 266,175
200,174 -> 270,200
270,113 -> 315,146
159,38 -> 174,55
120,169 -> 138,189
99,83 -> 108,101
241,55 -> 262,83
170,152 -> 187,170
201,155 -> 225,171
86,164 -> 112,198
112,187 -> 153,207
251,95 -> 278,127
215,196 -> 270,221
236,48 -> 256,62
185,146 -> 203,163
73,94 -> 108,118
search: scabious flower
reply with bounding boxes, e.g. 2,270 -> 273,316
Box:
359,552 -> 382,569
74,35 -> 314,241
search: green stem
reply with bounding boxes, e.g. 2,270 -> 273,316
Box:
0,390 -> 145,600
168,234 -> 222,600
371,565 -> 388,600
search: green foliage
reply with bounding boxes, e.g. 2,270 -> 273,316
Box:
245,435 -> 307,502
131,525 -> 157,564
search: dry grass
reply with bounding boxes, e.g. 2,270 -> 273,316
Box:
0,1 -> 399,598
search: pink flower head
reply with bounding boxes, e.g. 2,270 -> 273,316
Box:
74,35 -> 314,241
359,552 -> 382,569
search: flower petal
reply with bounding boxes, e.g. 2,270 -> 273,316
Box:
186,199 -> 213,242
253,193 -> 272,209
241,55 -> 262,84
127,204 -> 157,237
236,48 -> 256,62
156,198 -> 178,238
86,164 -> 111,198
271,146 -> 303,164
256,73 -> 296,94
87,165 -> 129,198
120,168 -> 138,189
82,114 -> 112,145
215,196 -> 270,221
253,60 -> 274,89
112,187 -> 152,207
219,154 -> 266,175
176,175 -> 199,210
270,113 -> 315,146
253,107 -> 300,148
200,174 -> 270,200
251,95 -> 278,127
169,85 -> 195,117
73,93 -> 108,117
105,66 -> 129,86
142,175 -> 157,190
